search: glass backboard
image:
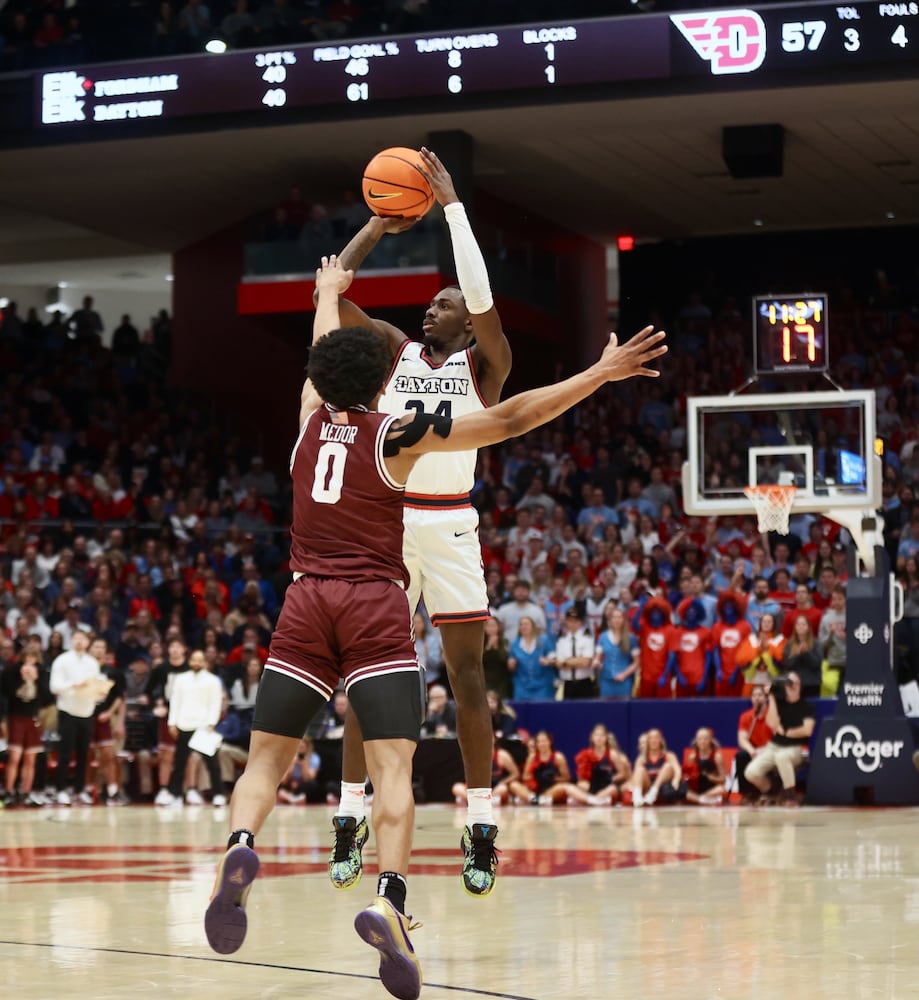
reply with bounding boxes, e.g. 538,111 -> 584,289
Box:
682,389 -> 880,516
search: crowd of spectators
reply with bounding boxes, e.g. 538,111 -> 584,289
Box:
1,253 -> 918,805
0,293 -> 296,803
443,274 -> 919,709
0,0 -> 817,74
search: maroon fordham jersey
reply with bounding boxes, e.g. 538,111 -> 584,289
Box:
289,404 -> 408,586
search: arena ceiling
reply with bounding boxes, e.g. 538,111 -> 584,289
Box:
0,75 -> 916,267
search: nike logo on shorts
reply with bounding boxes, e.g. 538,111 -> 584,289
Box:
454,530 -> 470,537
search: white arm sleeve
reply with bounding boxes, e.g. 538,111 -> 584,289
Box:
443,201 -> 493,315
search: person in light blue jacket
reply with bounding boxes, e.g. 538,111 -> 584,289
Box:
593,604 -> 640,699
508,616 -> 556,701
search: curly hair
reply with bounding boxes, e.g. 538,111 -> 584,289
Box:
307,326 -> 391,409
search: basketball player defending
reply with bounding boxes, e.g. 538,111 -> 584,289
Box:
204,257 -> 665,1000
324,148 -> 513,897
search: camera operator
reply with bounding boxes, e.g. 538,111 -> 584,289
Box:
734,685 -> 773,805
743,671 -> 816,806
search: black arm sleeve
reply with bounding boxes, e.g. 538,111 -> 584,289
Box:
382,411 -> 453,457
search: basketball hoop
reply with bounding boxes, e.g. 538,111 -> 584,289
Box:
744,485 -> 797,535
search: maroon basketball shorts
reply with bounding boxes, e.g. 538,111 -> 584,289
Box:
8,714 -> 44,753
92,717 -> 114,749
256,575 -> 423,741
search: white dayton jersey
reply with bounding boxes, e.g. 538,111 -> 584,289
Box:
378,341 -> 486,496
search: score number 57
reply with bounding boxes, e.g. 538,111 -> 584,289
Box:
781,20 -> 827,51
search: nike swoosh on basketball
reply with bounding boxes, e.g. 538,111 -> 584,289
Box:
367,189 -> 403,200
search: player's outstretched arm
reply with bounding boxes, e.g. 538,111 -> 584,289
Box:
300,255 -> 354,424
443,327 -> 665,450
338,213 -> 416,274
312,214 -> 414,357
419,147 -> 512,403
388,327 -> 666,468
312,254 -> 353,342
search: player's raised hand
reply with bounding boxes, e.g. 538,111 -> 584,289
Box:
371,215 -> 419,234
315,254 -> 354,294
596,326 -> 668,383
418,147 -> 460,206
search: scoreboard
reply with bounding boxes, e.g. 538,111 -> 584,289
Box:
34,3 -> 919,131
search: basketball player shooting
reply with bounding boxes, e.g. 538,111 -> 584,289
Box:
319,147 -> 514,899
204,257 -> 665,1000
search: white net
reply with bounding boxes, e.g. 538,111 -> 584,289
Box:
744,485 -> 797,535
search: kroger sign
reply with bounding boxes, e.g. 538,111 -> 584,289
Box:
825,724 -> 905,774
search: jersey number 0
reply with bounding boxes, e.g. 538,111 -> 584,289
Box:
311,442 -> 347,504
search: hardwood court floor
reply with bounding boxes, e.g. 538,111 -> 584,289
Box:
1,801 -> 917,1000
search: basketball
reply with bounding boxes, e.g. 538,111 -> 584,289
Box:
362,147 -> 434,219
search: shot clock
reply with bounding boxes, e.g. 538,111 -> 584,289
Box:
753,294 -> 829,375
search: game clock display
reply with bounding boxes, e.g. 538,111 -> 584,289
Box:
753,294 -> 829,374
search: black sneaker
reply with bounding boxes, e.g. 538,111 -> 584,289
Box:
460,823 -> 499,897
329,815 -> 369,890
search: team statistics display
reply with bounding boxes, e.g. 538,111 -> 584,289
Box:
37,2 -> 918,128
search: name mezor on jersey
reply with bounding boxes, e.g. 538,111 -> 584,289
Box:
391,375 -> 470,395
319,423 -> 359,444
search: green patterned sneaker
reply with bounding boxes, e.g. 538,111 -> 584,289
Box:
329,815 -> 369,890
460,822 -> 499,897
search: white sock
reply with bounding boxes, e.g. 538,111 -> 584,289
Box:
339,781 -> 367,820
107,784 -> 119,797
466,788 -> 494,825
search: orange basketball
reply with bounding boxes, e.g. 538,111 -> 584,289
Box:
362,147 -> 434,219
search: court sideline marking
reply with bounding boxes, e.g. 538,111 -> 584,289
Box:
0,939 -> 541,1000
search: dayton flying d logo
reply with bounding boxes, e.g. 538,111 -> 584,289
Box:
671,9 -> 766,75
